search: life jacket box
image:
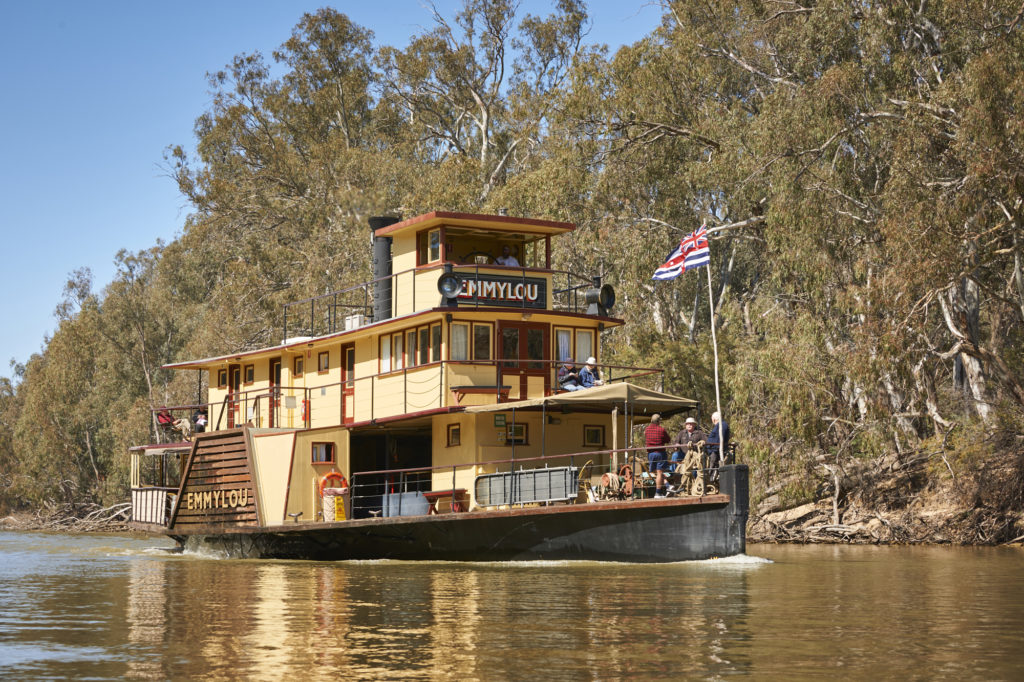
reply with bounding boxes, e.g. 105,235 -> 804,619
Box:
322,487 -> 350,522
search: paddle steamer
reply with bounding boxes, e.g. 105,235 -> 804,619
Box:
129,212 -> 748,561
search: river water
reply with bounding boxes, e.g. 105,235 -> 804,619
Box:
1,531 -> 1022,680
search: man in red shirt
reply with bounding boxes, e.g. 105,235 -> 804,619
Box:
644,413 -> 671,498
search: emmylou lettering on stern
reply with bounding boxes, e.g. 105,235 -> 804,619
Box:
185,488 -> 249,511
457,274 -> 547,309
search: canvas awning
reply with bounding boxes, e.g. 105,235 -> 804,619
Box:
463,382 -> 697,417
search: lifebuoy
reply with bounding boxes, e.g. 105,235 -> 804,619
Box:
318,471 -> 348,497
300,399 -> 309,422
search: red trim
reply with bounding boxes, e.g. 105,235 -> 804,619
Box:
345,406 -> 454,429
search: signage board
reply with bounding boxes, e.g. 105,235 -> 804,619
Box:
457,274 -> 547,309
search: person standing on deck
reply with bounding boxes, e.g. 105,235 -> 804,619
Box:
645,414 -> 671,498
705,411 -> 730,479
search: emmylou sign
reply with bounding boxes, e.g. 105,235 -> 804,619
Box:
457,274 -> 547,309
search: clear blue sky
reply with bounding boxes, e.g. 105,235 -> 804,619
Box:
0,1 -> 661,373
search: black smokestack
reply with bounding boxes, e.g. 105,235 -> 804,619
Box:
369,216 -> 400,322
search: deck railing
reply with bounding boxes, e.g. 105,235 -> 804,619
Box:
282,264 -> 601,341
346,443 -> 737,519
130,486 -> 177,525
172,359 -> 665,433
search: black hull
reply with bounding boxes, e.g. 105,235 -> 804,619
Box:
179,465 -> 749,563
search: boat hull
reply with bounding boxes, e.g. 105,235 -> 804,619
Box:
176,465 -> 749,563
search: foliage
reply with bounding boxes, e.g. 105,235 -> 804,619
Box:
2,1 -> 1023,521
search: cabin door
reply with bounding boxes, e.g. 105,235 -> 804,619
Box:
342,344 -> 356,424
269,358 -> 282,427
498,321 -> 549,400
227,364 -> 241,428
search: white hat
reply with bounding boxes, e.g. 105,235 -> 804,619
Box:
685,417 -> 697,424
585,356 -> 596,365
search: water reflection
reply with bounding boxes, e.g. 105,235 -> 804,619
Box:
3,533 -> 1024,679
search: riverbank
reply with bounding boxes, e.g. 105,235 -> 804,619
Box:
0,502 -> 130,533
749,445 -> 1024,546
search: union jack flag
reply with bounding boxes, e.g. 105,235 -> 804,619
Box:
652,224 -> 710,280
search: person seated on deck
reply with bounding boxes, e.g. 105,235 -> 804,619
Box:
557,359 -> 582,391
495,244 -> 520,266
157,407 -> 191,441
644,413 -> 672,498
705,411 -> 730,481
578,357 -> 604,388
192,406 -> 208,433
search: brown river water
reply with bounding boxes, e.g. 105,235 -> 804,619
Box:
1,531 -> 1022,680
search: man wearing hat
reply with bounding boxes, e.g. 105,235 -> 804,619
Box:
670,417 -> 706,494
578,356 -> 603,388
674,416 -> 706,452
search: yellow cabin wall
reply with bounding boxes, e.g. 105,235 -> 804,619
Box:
430,412 -> 613,507
285,427 -> 351,522
250,431 -> 296,525
431,414 -> 478,496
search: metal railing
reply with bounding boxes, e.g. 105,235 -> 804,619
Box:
345,442 -> 738,519
130,487 -> 177,525
282,264 -> 602,341
156,359 -> 666,437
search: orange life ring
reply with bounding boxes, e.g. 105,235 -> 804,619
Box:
300,399 -> 309,422
319,471 -> 348,496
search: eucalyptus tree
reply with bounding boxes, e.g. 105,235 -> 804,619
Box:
542,0 -> 1024,481
376,0 -> 589,205
167,9 -> 399,353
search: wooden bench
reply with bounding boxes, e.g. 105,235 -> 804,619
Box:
423,489 -> 468,514
450,385 -> 511,404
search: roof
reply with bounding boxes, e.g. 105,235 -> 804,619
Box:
373,211 -> 575,239
463,382 -> 697,417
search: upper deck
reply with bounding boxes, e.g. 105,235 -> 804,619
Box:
159,212 -> 650,436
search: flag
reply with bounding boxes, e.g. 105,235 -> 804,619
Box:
652,224 -> 710,280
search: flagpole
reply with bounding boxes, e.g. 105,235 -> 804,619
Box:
705,251 -> 723,447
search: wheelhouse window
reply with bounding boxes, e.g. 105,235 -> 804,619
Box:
293,356 -> 303,378
217,369 -> 227,388
311,442 -> 335,464
417,228 -> 442,264
318,351 -> 330,374
243,364 -> 255,385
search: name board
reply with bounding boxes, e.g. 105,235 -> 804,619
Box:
185,488 -> 250,510
457,274 -> 547,309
